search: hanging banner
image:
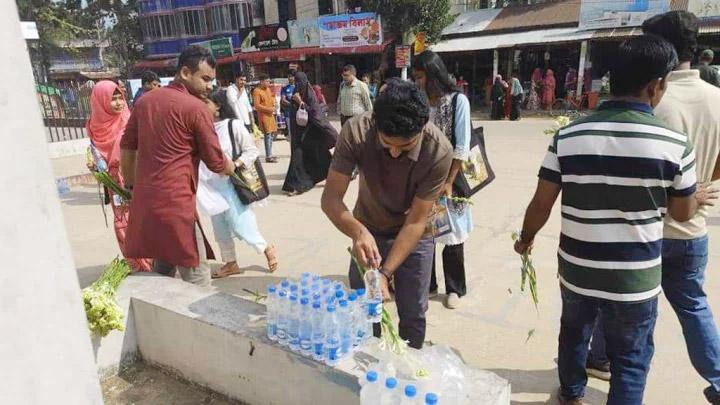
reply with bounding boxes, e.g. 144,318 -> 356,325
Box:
239,23 -> 290,52
688,0 -> 720,20
318,12 -> 383,48
579,0 -> 670,30
288,18 -> 320,48
395,46 -> 411,69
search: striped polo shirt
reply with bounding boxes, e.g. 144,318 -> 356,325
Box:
540,100 -> 697,302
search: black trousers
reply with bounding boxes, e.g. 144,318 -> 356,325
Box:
510,95 -> 522,121
429,243 -> 467,297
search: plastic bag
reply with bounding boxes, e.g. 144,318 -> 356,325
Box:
296,103 -> 309,127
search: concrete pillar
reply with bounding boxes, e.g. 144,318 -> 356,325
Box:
576,40 -> 588,100
492,49 -> 499,81
0,5 -> 103,405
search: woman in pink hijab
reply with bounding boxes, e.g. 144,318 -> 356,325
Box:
86,80 -> 152,272
543,69 -> 557,110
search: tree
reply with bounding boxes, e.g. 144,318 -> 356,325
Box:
362,0 -> 455,44
102,0 -> 143,78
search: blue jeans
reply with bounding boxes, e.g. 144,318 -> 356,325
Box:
263,133 -> 274,158
662,236 -> 720,395
590,314 -> 608,364
558,285 -> 658,404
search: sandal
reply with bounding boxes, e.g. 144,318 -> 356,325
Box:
264,245 -> 279,273
211,262 -> 243,279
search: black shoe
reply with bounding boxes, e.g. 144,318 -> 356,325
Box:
704,386 -> 720,404
585,354 -> 611,381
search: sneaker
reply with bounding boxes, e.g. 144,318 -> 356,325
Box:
445,293 -> 461,309
586,355 -> 611,381
704,386 -> 720,404
429,289 -> 439,298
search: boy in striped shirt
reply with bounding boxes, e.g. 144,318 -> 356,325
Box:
514,35 -> 700,405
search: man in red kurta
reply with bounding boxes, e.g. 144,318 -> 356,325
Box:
120,46 -> 234,287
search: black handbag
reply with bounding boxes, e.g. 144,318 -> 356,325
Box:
228,119 -> 270,204
450,93 -> 496,198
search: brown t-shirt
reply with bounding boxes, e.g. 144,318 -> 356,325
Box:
331,112 -> 453,235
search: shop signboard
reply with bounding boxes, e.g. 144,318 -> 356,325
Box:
288,18 -> 320,48
239,23 -> 290,52
195,37 -> 233,59
395,45 -> 411,69
579,0 -> 669,30
318,12 -> 383,48
688,0 -> 720,20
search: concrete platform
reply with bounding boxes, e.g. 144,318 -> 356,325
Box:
95,274 -> 510,405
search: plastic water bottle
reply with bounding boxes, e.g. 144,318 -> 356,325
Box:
335,289 -> 345,300
425,393 -> 438,405
281,279 -> 290,290
324,305 -> 340,365
266,285 -> 278,341
380,377 -> 400,405
354,288 -> 368,345
360,371 -> 381,405
276,290 -> 289,346
299,297 -> 312,355
288,294 -> 300,351
311,301 -> 325,361
401,385 -> 418,405
338,300 -> 353,356
364,269 -> 384,323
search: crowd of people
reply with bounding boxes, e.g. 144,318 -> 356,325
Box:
79,10 -> 720,404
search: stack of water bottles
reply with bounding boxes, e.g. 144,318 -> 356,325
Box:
360,370 -> 440,405
265,270 -> 384,365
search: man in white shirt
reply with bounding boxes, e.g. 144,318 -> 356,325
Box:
643,11 -> 720,404
226,71 -> 254,131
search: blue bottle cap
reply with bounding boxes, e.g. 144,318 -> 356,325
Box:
301,272 -> 311,278
385,377 -> 397,389
366,370 -> 378,382
301,279 -> 309,287
268,285 -> 276,293
311,275 -> 321,282
405,385 -> 417,398
281,280 -> 290,288
279,290 -> 287,298
334,284 -> 343,290
290,284 -> 299,292
322,279 -> 331,286
313,293 -> 322,301
327,305 -> 336,313
335,290 -> 345,299
290,294 -> 297,302
425,393 -> 438,405
312,301 -> 321,309
301,288 -> 310,296
356,288 -> 366,296
348,292 -> 357,301
300,297 -> 309,305
339,299 -> 348,308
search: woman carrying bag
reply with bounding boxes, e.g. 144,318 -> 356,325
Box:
413,51 -> 474,310
197,90 -> 278,278
282,71 -> 337,196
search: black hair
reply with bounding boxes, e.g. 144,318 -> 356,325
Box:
208,89 -> 237,120
373,78 -> 429,139
609,35 -> 678,97
177,45 -> 216,73
234,70 -> 247,80
411,50 -> 457,97
342,65 -> 357,75
141,70 -> 160,85
257,73 -> 270,81
287,69 -> 297,77
642,11 -> 698,63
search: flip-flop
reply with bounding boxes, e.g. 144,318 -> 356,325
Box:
265,245 -> 279,273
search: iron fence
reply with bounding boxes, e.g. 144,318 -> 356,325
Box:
36,81 -> 92,143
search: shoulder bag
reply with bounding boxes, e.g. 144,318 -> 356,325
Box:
450,93 -> 496,198
228,120 -> 270,204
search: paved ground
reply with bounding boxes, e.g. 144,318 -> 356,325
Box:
57,118 -> 720,405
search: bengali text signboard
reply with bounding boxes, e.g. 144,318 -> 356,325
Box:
239,23 -> 290,52
318,12 -> 383,48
